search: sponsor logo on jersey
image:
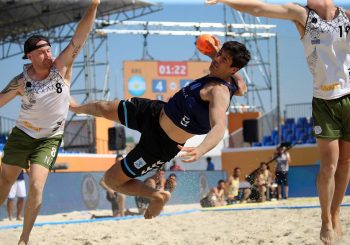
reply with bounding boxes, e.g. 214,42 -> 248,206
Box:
140,160 -> 164,175
134,158 -> 147,169
320,82 -> 341,91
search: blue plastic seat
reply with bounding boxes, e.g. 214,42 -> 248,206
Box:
0,135 -> 7,144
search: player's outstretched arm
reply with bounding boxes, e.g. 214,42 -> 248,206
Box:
206,0 -> 305,23
178,86 -> 230,162
345,9 -> 350,19
55,0 -> 100,76
0,73 -> 24,108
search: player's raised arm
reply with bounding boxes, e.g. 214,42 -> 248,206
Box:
206,0 -> 306,24
55,0 -> 100,76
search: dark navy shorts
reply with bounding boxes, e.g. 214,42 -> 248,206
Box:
117,98 -> 181,178
275,171 -> 288,186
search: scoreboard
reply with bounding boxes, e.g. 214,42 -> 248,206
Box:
123,60 -> 210,101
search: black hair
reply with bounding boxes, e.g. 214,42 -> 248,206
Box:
222,41 -> 251,70
169,173 -> 177,178
233,167 -> 241,172
218,179 -> 225,185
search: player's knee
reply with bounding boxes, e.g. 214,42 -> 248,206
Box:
29,181 -> 45,195
319,163 -> 337,177
150,191 -> 163,201
99,101 -> 116,118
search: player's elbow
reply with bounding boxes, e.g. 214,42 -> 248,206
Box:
237,3 -> 265,17
245,3 -> 271,17
212,122 -> 226,137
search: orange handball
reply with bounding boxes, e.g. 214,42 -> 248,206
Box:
196,34 -> 218,55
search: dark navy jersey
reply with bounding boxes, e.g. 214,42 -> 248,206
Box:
164,75 -> 238,135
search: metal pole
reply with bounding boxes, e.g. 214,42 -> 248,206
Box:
275,34 -> 281,143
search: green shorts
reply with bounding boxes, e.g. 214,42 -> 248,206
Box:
2,127 -> 62,170
312,95 -> 350,141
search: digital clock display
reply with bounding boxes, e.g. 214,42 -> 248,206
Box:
124,60 -> 210,102
158,62 -> 187,76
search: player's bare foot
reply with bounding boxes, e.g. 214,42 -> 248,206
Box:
162,191 -> 171,203
18,239 -> 28,245
144,191 -> 170,219
144,193 -> 163,219
332,213 -> 343,240
320,223 -> 335,245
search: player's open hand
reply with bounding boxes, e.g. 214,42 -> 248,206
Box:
209,35 -> 221,55
205,0 -> 220,5
177,145 -> 204,163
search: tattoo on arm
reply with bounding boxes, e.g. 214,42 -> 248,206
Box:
1,73 -> 23,94
70,40 -> 81,59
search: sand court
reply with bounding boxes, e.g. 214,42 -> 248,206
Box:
1,197 -> 350,244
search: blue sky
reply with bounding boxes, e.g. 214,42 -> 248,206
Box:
0,0 -> 349,121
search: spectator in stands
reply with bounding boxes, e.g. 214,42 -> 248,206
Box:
206,157 -> 215,171
165,173 -> 177,193
169,160 -> 184,171
254,162 -> 274,202
7,170 -> 26,221
274,146 -> 291,200
225,167 -> 251,204
99,154 -> 126,217
200,179 -> 226,207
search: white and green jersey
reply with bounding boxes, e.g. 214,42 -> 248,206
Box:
16,64 -> 70,139
302,6 -> 350,100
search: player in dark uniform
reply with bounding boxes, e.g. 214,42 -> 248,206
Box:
70,40 -> 251,219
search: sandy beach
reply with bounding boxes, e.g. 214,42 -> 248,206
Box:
1,197 -> 350,245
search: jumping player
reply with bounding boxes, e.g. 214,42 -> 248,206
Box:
70,40 -> 251,219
